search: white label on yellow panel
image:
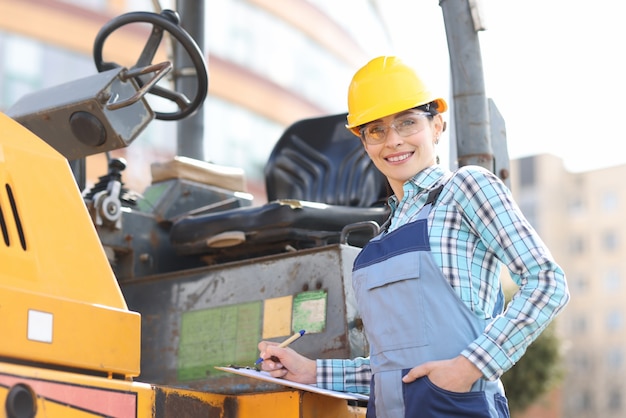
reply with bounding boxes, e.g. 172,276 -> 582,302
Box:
27,309 -> 53,343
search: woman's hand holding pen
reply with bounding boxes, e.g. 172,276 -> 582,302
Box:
257,341 -> 317,384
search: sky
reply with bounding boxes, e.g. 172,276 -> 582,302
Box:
378,0 -> 626,173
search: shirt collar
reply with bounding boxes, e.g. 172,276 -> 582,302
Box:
387,165 -> 449,209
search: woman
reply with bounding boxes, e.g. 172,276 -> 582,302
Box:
258,56 -> 569,418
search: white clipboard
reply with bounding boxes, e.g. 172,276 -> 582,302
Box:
215,366 -> 369,401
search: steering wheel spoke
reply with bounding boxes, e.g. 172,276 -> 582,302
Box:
148,84 -> 192,119
136,26 -> 165,68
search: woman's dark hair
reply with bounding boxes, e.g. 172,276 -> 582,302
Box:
415,100 -> 440,116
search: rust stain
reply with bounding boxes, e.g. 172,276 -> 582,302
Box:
154,388 -> 223,418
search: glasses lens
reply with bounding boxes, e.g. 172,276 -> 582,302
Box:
362,113 -> 431,144
364,124 -> 386,143
395,115 -> 425,136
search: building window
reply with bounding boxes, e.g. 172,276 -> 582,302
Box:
567,197 -> 584,216
604,269 -> 620,292
518,156 -> 535,188
518,200 -> 537,228
602,191 -> 619,212
570,390 -> 593,412
602,230 -> 619,251
2,35 -> 42,107
204,98 -> 283,182
608,388 -> 622,411
568,236 -> 585,255
571,315 -> 587,335
569,350 -> 591,372
607,347 -> 623,370
606,310 -> 623,332
570,273 -> 589,295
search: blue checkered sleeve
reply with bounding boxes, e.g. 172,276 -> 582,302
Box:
448,166 -> 570,380
316,357 -> 371,394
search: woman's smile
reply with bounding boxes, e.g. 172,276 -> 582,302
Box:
385,151 -> 414,164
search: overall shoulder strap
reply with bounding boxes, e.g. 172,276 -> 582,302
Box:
425,184 -> 445,205
425,170 -> 455,206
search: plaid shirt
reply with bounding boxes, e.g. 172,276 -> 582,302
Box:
317,165 -> 569,394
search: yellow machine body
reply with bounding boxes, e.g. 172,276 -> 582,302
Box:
0,111 -> 140,376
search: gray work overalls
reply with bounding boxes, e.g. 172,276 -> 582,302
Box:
352,184 -> 510,418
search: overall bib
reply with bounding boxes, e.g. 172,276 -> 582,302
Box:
352,185 -> 509,418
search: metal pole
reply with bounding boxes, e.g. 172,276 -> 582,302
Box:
440,0 -> 493,171
176,0 -> 205,160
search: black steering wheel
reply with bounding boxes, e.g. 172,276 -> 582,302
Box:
93,10 -> 208,121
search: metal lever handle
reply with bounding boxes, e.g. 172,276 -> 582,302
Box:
340,221 -> 381,245
106,61 -> 173,110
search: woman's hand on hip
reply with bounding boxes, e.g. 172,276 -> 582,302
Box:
402,355 -> 483,393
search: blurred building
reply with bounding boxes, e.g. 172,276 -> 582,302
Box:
509,154 -> 626,418
0,0 -> 391,197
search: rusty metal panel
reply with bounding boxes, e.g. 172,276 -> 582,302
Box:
121,244 -> 367,394
154,388 -> 224,418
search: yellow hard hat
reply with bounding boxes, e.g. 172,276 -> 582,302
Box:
346,56 -> 448,137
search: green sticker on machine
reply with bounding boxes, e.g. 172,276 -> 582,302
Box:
177,301 -> 262,380
292,290 -> 327,334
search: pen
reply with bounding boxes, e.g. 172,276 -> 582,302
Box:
255,329 -> 306,365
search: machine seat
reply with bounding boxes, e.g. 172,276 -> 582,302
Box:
169,113 -> 390,262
